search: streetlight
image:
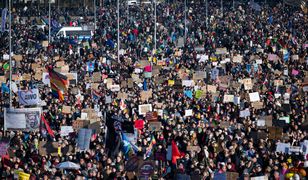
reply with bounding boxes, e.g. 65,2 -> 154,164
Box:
117,0 -> 120,63
184,0 -> 186,45
9,0 -> 12,108
94,0 -> 97,31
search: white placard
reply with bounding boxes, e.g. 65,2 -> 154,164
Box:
18,89 -> 40,106
138,104 -> 153,115
249,92 -> 260,102
110,84 -> 120,92
60,126 -> 74,136
182,80 -> 194,87
240,109 -> 250,118
185,109 -> 193,117
223,95 -> 234,103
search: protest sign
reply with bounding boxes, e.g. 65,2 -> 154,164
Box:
182,80 -> 194,87
276,143 -> 291,153
223,95 -> 234,103
207,85 -> 217,93
215,47 -> 228,55
60,126 -> 74,136
274,80 -> 283,86
73,120 -> 90,130
187,146 -> 201,153
42,41 -> 48,47
251,176 -> 268,180
145,112 -> 158,121
220,121 -> 230,128
92,72 -> 102,82
77,128 -> 92,150
233,55 -> 243,63
185,109 -> 193,117
110,84 -> 120,92
148,122 -> 162,131
252,101 -> 264,109
240,109 -> 250,118
168,80 -> 175,86
268,127 -> 283,140
18,89 -> 40,106
138,161 -> 155,179
4,108 -> 41,131
138,104 -> 153,115
19,172 -> 30,180
193,71 -> 206,81
227,172 -> 239,180
117,92 -> 128,100
62,105 -> 71,114
249,92 -> 260,102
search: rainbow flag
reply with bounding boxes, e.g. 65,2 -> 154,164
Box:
48,67 -> 68,92
145,136 -> 156,158
51,82 -> 64,101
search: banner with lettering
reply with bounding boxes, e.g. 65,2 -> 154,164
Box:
18,89 -> 40,106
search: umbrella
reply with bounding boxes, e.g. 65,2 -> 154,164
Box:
56,161 -> 80,170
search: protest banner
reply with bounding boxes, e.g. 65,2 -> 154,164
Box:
138,104 -> 153,115
77,128 -> 92,150
18,89 -> 40,106
4,108 -> 41,131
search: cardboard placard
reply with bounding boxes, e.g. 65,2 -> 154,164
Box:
141,90 -> 152,102
117,92 -> 128,100
22,74 -> 31,81
42,41 -> 48,47
207,85 -> 217,93
128,78 -> 134,88
62,106 -> 71,114
227,172 -> 239,180
187,146 -> 201,152
0,76 -> 6,83
13,55 -> 23,61
73,120 -> 90,130
92,72 -> 102,82
148,122 -> 161,131
223,95 -> 234,103
145,111 -> 158,121
220,121 -> 230,128
274,80 -> 283,86
252,101 -> 264,109
268,127 -> 283,140
193,71 -> 206,81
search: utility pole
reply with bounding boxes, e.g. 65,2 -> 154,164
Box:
9,0 -> 12,108
117,0 -> 120,63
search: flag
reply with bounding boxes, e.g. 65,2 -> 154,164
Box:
41,114 -> 55,138
47,66 -> 68,92
50,82 -> 64,101
145,136 -> 156,158
92,89 -> 102,100
1,83 -> 9,94
1,8 -> 7,32
143,79 -> 147,91
283,49 -> 290,62
172,140 -> 184,164
121,133 -> 140,155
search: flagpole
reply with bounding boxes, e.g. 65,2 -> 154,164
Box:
117,0 -> 120,63
205,0 -> 208,28
9,0 -> 12,108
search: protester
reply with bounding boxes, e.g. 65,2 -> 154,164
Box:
0,0 -> 307,179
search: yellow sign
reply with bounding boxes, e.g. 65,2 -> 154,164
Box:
19,172 -> 30,180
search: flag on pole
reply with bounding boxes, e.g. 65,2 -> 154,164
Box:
172,140 -> 184,164
47,66 -> 68,92
145,135 -> 156,158
41,114 -> 55,138
51,82 -> 64,101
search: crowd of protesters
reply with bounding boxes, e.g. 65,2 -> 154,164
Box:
0,0 -> 307,179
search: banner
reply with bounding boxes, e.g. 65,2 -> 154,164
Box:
18,89 -> 40,106
4,108 -> 41,131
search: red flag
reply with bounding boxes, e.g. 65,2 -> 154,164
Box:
172,140 -> 184,164
41,114 -> 55,138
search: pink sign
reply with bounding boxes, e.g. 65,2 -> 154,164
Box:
292,69 -> 299,76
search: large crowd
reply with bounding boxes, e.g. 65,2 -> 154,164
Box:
0,0 -> 307,179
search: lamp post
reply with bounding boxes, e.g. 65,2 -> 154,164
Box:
117,0 -> 120,63
9,0 -> 12,108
